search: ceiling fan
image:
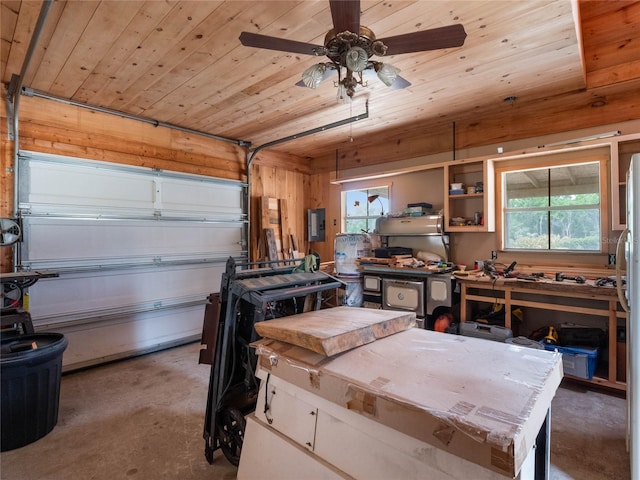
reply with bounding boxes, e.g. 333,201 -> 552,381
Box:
239,0 -> 467,101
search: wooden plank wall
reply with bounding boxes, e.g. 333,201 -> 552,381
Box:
307,170 -> 342,264
309,85 -> 640,174
0,91 -> 312,272
250,158 -> 310,263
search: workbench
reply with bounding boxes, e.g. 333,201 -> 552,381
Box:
456,273 -> 626,391
237,308 -> 563,479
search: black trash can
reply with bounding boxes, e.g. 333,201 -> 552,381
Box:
1,333 -> 68,452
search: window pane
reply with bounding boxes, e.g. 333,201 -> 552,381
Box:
503,160 -> 601,252
343,186 -> 388,233
345,190 -> 368,217
550,163 -> 600,206
505,211 -> 548,249
368,196 -> 385,216
505,170 -> 549,207
549,208 -> 600,250
345,218 -> 369,233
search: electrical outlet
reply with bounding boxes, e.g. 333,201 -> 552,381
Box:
608,253 -> 616,265
491,250 -> 498,260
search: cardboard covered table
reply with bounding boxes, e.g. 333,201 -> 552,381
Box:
238,309 -> 562,480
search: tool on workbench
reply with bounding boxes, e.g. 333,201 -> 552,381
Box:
595,275 -> 625,287
516,272 -> 545,281
543,326 -> 558,345
503,261 -> 517,277
555,272 -> 586,284
483,261 -> 498,279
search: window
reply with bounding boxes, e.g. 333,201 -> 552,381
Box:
343,186 -> 388,233
497,149 -> 608,252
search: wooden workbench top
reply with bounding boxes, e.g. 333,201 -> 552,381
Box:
454,271 -> 622,297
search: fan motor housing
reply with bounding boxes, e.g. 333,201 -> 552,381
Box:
323,26 -> 385,65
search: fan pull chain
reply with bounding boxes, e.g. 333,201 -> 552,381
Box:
349,101 -> 354,142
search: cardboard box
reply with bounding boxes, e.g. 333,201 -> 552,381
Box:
253,328 -> 562,477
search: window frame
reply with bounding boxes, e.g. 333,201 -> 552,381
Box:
494,147 -> 609,254
341,185 -> 390,234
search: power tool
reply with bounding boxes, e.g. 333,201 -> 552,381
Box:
543,326 -> 558,345
555,272 -> 586,284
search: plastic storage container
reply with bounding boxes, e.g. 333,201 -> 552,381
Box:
541,343 -> 598,379
459,321 -> 513,342
1,333 -> 68,451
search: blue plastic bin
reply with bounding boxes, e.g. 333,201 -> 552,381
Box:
541,342 -> 598,379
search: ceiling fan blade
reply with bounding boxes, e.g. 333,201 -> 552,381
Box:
329,0 -> 360,34
239,32 -> 323,55
379,24 -> 467,55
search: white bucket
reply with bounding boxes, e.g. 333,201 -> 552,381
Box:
334,233 -> 371,277
341,278 -> 363,307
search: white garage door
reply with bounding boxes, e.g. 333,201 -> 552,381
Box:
17,151 -> 247,370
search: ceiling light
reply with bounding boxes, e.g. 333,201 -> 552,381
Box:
300,27 -> 401,102
345,46 -> 368,72
302,63 -> 327,89
375,63 -> 400,87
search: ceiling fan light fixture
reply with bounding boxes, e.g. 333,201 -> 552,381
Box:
375,62 -> 400,87
302,63 -> 327,88
239,1 -> 466,101
345,46 -> 369,72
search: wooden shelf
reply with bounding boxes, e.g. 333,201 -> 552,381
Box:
444,159 -> 495,233
446,225 -> 487,233
449,193 -> 483,199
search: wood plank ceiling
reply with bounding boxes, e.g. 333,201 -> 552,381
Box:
2,1 -> 639,163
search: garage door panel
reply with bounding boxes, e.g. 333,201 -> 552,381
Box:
19,152 -> 246,221
160,176 -> 244,217
28,263 -> 226,323
22,159 -> 157,215
22,218 -> 243,268
51,305 -> 205,370
16,151 -> 246,369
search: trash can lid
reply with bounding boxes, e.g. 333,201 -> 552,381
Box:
1,333 -> 67,361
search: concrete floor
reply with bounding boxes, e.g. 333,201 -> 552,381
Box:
0,341 -> 631,480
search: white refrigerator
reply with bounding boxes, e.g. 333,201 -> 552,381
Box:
618,153 -> 640,480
